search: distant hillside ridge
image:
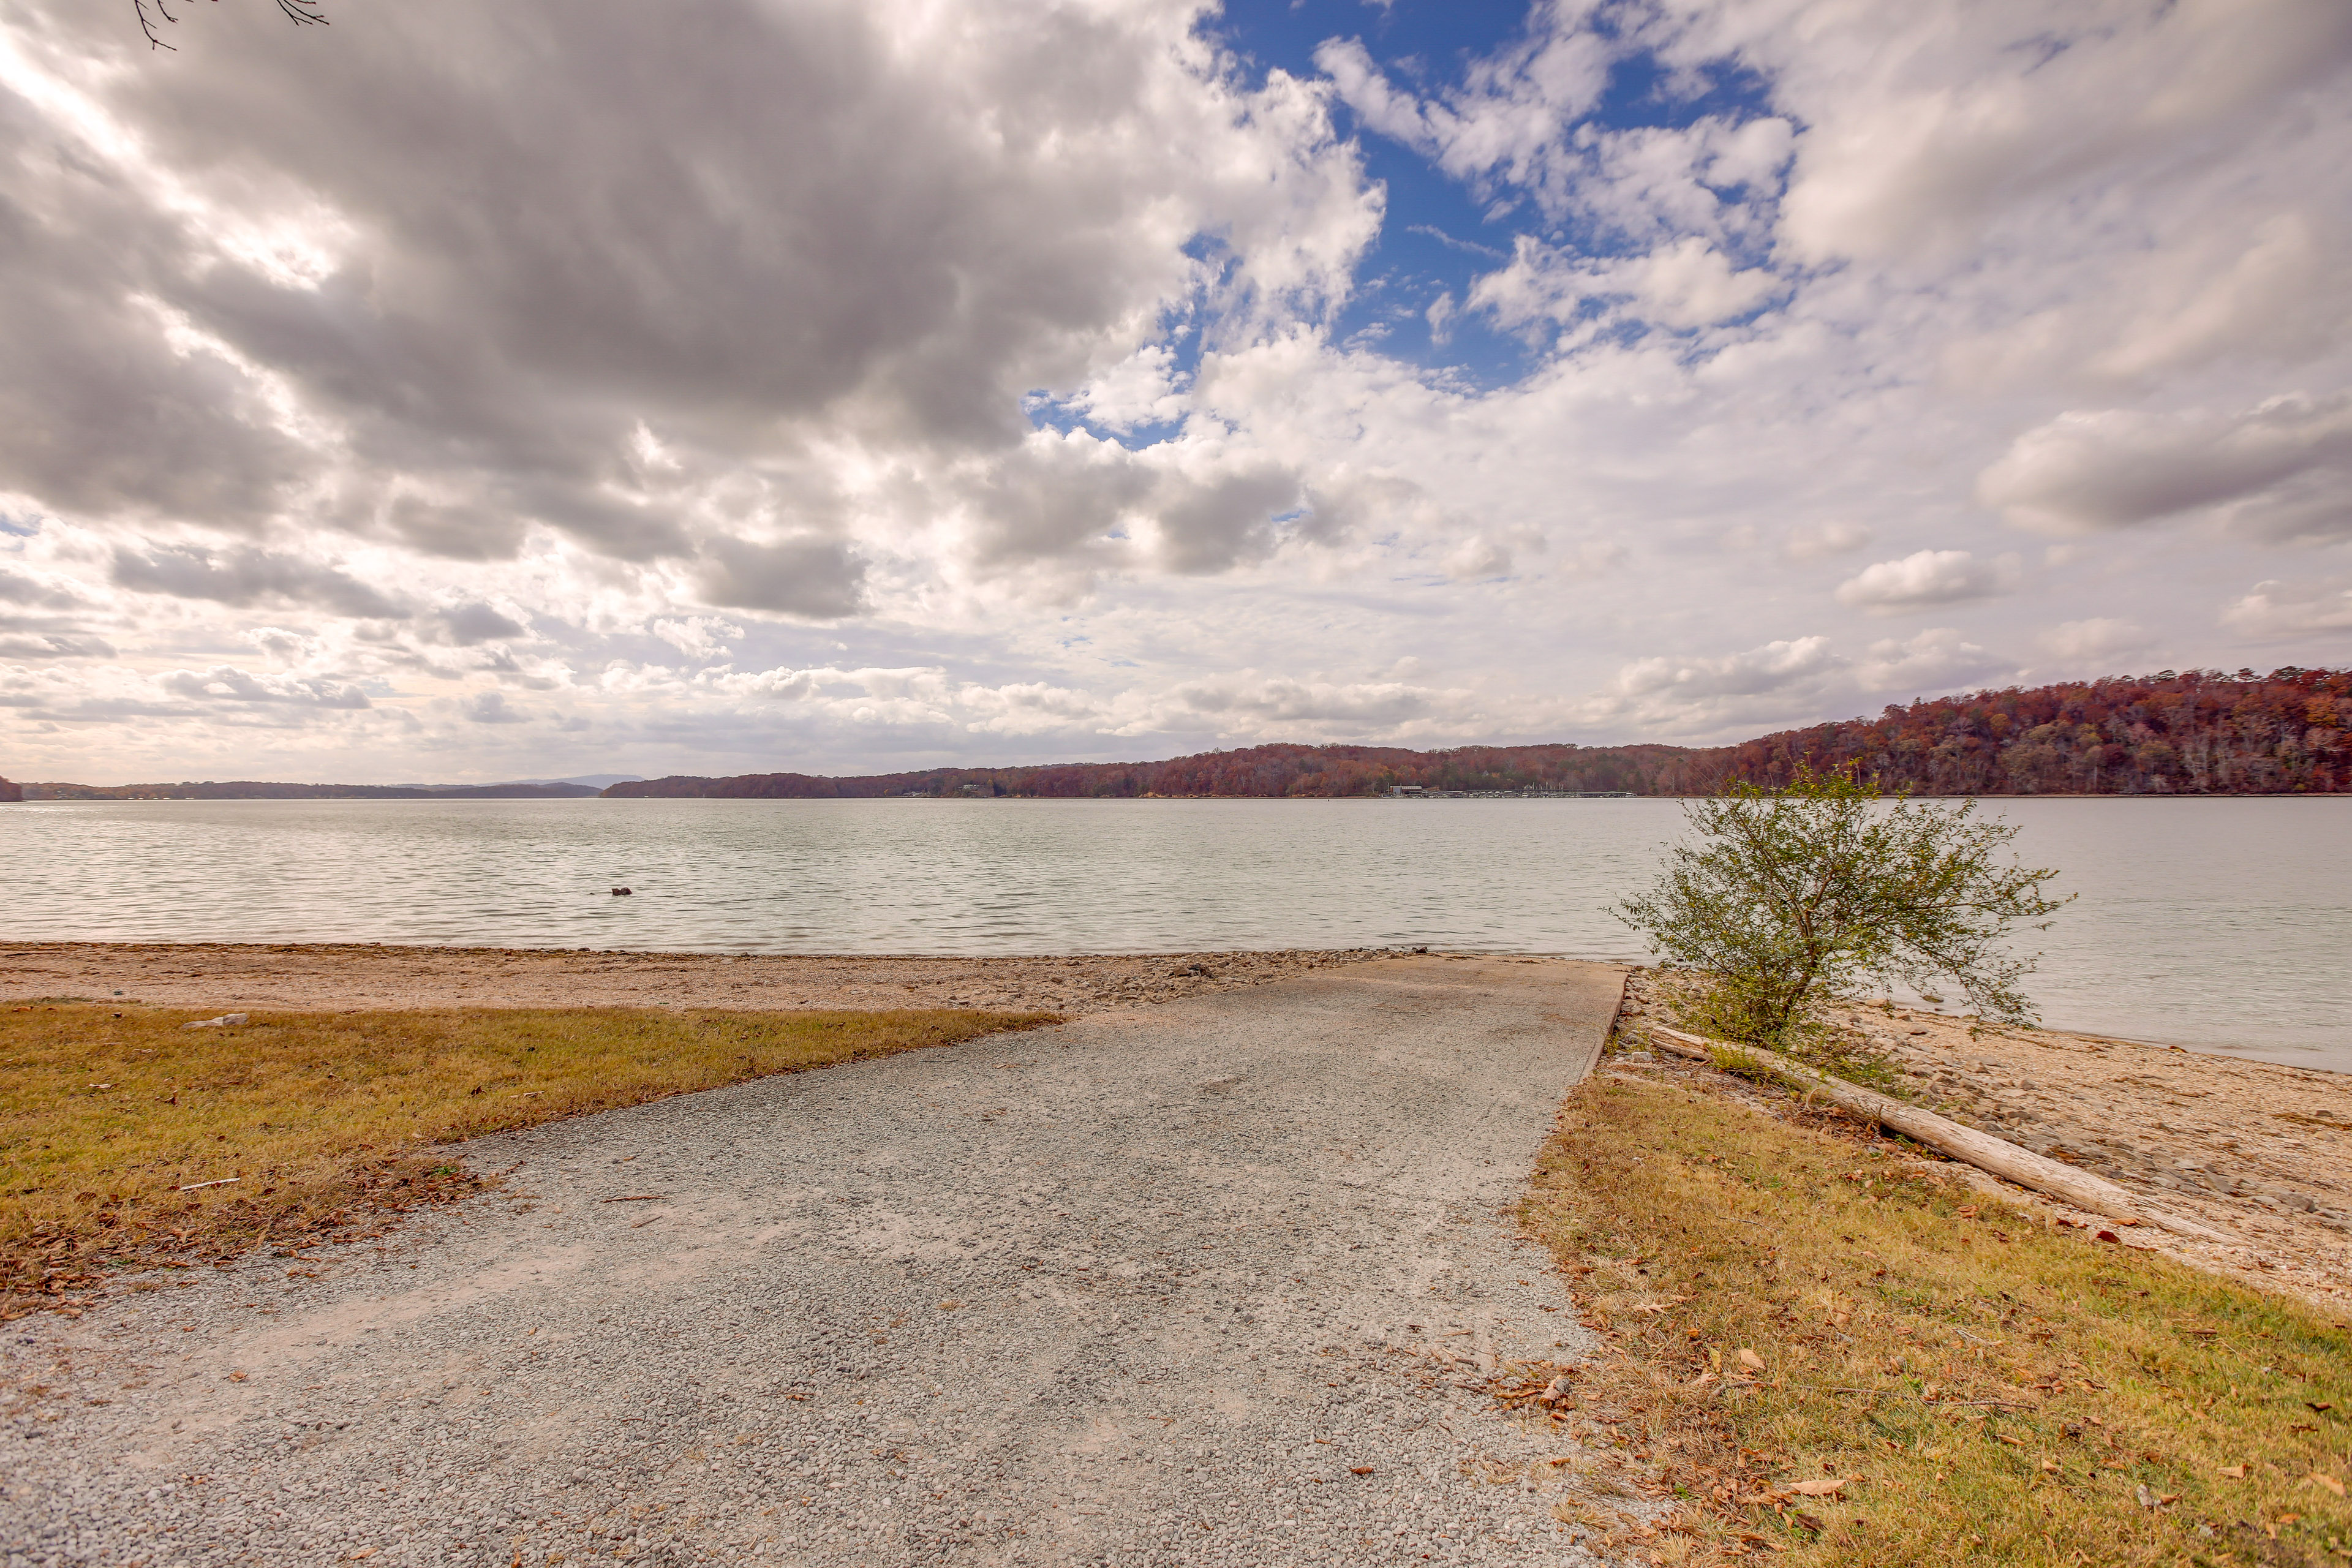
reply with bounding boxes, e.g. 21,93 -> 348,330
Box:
603,742 -> 1705,801
605,666 -> 2350,800
17,780 -> 603,801
8,668 -> 2339,804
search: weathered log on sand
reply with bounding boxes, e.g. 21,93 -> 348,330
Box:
1639,1022 -> 2233,1244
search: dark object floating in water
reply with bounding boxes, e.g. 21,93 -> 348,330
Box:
610,886 -> 633,896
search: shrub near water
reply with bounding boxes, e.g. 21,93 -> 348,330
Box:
1522,1072 -> 2352,1567
1,1003 -> 1056,1311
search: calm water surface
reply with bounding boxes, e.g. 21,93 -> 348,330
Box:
2,797 -> 2345,1071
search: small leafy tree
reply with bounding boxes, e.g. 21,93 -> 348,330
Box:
1615,765 -> 2070,1046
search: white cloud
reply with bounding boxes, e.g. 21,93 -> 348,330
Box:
459,690 -> 527,725
2041,617 -> 2149,664
1856,628 -> 2006,693
2219,579 -> 2352,640
1160,673 -> 1463,739
1834,550 -> 2021,612
1783,521 -> 1872,560
1466,233 -> 1778,333
0,0 -> 2347,784
1615,636 -> 1841,700
1768,0 -> 2352,266
648,616 -> 743,661
1977,395 -> 2352,541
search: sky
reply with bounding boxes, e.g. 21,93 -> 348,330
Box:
1,0 -> 2349,785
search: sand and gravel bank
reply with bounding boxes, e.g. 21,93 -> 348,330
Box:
1620,970 -> 2352,1313
0,941 -> 1382,1017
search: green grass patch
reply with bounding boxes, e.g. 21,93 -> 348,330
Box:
2,1002 -> 1057,1310
1521,1072 -> 2352,1567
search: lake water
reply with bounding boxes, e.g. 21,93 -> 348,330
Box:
2,796 -> 2345,1072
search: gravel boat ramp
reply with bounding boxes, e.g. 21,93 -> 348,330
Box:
4,955 -> 1628,1567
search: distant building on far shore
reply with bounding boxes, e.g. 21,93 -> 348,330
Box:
0,775 -> 19,803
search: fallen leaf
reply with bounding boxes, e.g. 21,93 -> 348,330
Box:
2218,1464 -> 2248,1480
1957,1206 -> 1978,1218
2309,1402 -> 2334,1414
226,1371 -> 246,1383
1350,1466 -> 1375,1476
1738,1348 -> 1766,1371
1786,1478 -> 1846,1497
1792,1513 -> 1825,1534
2095,1230 -> 2122,1245
936,1300 -> 963,1311
2312,1472 -> 2346,1498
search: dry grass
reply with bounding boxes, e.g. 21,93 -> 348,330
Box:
1520,1068 -> 2352,1567
2,1001 -> 1057,1314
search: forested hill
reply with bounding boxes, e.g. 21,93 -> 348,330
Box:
606,666 -> 2350,799
1716,666 -> 2348,796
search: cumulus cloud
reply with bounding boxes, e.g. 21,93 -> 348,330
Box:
1783,521 -> 1872,561
109,543 -> 407,619
1769,0 -> 2352,265
2,1 -> 1376,583
2220,579 -> 2352,639
460,690 -> 526,725
1167,673 -> 1447,730
1834,550 -> 2021,612
1466,233 -> 1779,333
1856,628 -> 2006,693
647,616 -> 742,662
1977,395 -> 2352,541
1570,635 -> 1847,738
156,665 -> 371,709
0,0 -> 2346,783
429,603 -> 527,647
2041,617 -> 2149,664
1616,636 -> 1841,701
0,567 -> 87,610
0,631 -> 114,660
693,537 -> 867,620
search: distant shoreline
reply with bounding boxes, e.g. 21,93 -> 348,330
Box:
14,788 -> 2352,803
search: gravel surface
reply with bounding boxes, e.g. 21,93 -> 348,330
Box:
0,943 -> 1381,1017
3,955 -> 1629,1567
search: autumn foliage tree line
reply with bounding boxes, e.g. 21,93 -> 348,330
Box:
4,667 -> 2343,802
605,667 -> 2352,800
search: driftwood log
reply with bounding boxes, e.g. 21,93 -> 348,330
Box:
1638,1022 -> 2233,1243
